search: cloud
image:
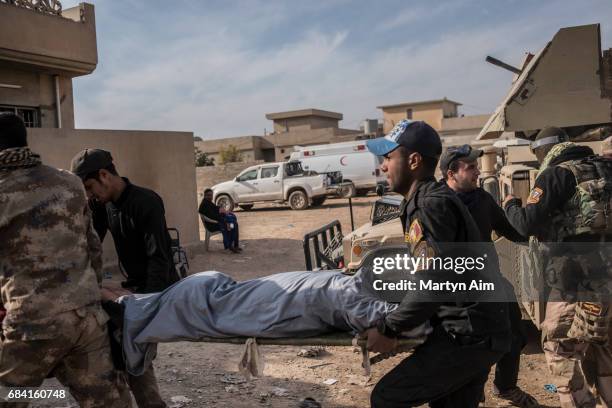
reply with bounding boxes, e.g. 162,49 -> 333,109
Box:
378,1 -> 470,31
70,1 -> 612,139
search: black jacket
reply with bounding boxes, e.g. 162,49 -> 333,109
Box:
92,178 -> 178,293
457,187 -> 525,243
382,178 -> 510,348
504,145 -> 593,240
198,198 -> 222,231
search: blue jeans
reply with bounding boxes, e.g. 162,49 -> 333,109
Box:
220,214 -> 239,249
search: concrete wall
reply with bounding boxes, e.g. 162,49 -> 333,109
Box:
0,66 -> 75,128
195,135 -> 274,164
195,160 -> 264,200
28,128 -> 199,264
382,103 -> 447,133
272,116 -> 340,133
0,3 -> 97,76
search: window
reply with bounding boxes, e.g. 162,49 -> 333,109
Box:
0,105 -> 40,128
237,169 -> 258,182
406,108 -> 413,120
260,166 -> 279,179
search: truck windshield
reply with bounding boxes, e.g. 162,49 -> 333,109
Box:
285,161 -> 304,177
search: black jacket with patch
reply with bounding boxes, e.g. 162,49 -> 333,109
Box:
382,178 -> 510,347
504,145 -> 593,241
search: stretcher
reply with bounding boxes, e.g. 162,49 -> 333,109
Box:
196,332 -> 424,376
101,271 -> 422,378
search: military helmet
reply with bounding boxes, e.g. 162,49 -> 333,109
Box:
530,126 -> 569,152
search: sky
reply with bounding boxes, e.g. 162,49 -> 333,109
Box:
62,0 -> 612,139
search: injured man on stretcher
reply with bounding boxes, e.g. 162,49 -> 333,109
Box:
106,267 -> 418,376
108,246 -> 503,377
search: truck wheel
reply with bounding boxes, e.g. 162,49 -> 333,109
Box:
289,190 -> 308,210
311,197 -> 326,206
215,195 -> 234,211
339,182 -> 356,198
239,204 -> 254,211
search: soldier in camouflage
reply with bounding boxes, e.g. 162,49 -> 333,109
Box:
0,113 -> 131,407
504,126 -> 612,407
602,136 -> 612,159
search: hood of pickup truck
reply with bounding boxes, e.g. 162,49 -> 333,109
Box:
212,180 -> 234,191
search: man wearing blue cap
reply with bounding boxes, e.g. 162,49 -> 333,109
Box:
364,120 -> 511,407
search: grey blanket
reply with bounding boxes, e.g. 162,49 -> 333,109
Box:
120,270 -> 397,375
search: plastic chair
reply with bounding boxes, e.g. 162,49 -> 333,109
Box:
200,214 -> 222,251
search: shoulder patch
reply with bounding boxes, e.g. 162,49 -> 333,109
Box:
526,187 -> 543,204
580,302 -> 604,316
412,241 -> 436,271
406,219 -> 424,245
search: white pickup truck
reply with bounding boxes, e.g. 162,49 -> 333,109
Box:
211,161 -> 331,211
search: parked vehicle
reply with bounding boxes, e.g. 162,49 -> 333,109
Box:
211,161 -> 329,211
289,140 -> 386,197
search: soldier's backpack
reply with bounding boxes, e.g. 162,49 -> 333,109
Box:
553,156 -> 612,240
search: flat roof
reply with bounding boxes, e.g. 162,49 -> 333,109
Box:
377,97 -> 462,110
265,108 -> 343,121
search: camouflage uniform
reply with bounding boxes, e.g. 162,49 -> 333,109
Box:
0,147 -> 131,407
507,143 -> 612,407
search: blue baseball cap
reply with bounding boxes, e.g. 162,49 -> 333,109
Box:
366,120 -> 442,159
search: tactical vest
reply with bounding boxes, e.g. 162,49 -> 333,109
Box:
550,156 -> 612,241
551,155 -> 612,344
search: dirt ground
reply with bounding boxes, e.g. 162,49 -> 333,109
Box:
36,196 -> 560,407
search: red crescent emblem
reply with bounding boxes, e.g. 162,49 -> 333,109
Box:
340,156 -> 347,166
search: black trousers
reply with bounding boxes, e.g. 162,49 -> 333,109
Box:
493,301 -> 527,392
371,327 -> 504,408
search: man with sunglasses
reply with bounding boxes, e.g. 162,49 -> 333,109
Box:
441,145 -> 537,408
504,127 -> 612,407
365,120 -> 511,407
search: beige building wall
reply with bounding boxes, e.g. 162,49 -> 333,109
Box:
380,103 -> 446,132
0,66 -> 75,128
379,100 -> 461,133
0,3 -> 97,76
439,114 -> 491,147
195,135 -> 274,165
28,128 -> 199,265
272,116 -> 340,133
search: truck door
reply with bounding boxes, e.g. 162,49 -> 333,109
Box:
254,165 -> 283,200
234,168 -> 259,201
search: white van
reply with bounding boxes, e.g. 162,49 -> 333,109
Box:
289,140 -> 386,197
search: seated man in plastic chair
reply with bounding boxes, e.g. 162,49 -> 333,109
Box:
198,188 -> 241,253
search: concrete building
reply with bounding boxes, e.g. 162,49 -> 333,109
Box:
0,2 -> 199,261
195,135 -> 275,164
264,109 -> 362,161
198,108 -> 363,164
377,98 -> 462,133
377,98 -> 490,147
439,114 -> 491,147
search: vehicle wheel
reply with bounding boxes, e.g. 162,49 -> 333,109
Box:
339,182 -> 356,198
289,190 -> 308,210
215,195 -> 234,211
239,204 -> 254,211
312,197 -> 326,206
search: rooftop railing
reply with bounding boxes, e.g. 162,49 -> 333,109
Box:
1,0 -> 62,16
